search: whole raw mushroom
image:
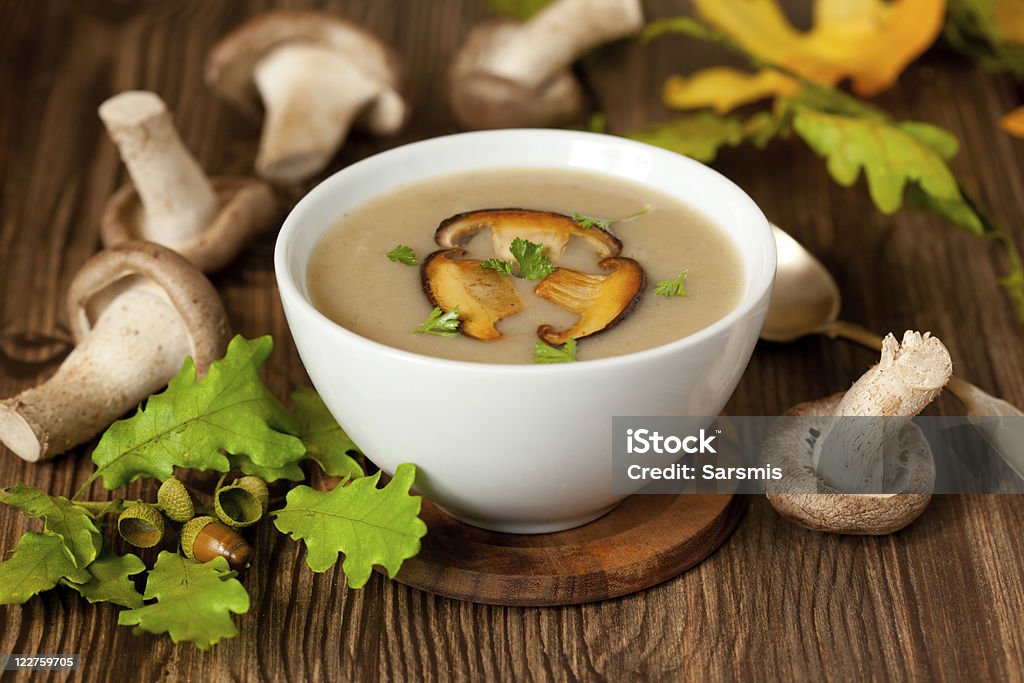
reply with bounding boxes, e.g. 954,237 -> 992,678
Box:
206,10 -> 408,184
99,91 -> 276,273
0,242 -> 230,462
763,331 -> 952,534
448,0 -> 644,129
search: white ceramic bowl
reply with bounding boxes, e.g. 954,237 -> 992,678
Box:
275,130 -> 775,533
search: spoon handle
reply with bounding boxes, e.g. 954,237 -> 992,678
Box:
820,320 -> 885,351
823,320 -> 1024,418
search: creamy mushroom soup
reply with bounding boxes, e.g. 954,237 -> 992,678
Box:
307,168 -> 744,364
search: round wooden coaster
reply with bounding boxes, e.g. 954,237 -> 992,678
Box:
389,493 -> 746,606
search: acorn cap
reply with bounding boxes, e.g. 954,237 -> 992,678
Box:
118,503 -> 166,548
181,516 -> 217,560
157,477 -> 195,523
214,484 -> 265,528
234,476 -> 269,512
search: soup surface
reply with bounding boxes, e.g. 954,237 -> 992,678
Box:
307,168 -> 745,364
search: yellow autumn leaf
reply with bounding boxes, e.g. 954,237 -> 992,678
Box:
1001,106 -> 1024,137
663,0 -> 946,114
662,67 -> 794,114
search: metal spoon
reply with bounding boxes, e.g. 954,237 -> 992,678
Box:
763,223 -> 1024,476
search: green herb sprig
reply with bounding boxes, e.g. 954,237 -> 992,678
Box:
509,237 -> 555,280
653,271 -> 689,297
387,245 -> 418,266
533,338 -> 577,364
414,306 -> 461,336
573,205 -> 652,234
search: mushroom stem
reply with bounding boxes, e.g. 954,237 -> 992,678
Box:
99,91 -> 218,246
0,284 -> 191,462
484,0 -> 643,87
253,44 -> 382,184
814,331 -> 952,492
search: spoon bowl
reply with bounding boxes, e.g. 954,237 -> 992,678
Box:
761,225 -> 841,342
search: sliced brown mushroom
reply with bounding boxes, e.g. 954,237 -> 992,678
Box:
435,209 -> 621,261
99,91 -> 276,273
422,249 -> 524,340
206,10 -> 408,184
534,257 -> 644,345
0,242 -> 230,462
448,0 -> 643,129
763,332 -> 952,535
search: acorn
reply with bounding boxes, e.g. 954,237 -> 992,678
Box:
118,503 -> 165,548
156,477 -> 195,522
214,479 -> 266,529
181,515 -> 252,571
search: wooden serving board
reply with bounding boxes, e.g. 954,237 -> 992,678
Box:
388,493 -> 746,606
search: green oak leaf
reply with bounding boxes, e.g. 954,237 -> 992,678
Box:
0,533 -> 91,605
90,336 -> 306,489
629,111 -> 780,162
629,112 -> 746,162
63,552 -> 145,609
272,463 -> 426,588
292,387 -> 365,480
0,485 -> 101,567
118,552 -> 249,650
789,106 -> 966,215
228,452 -> 305,483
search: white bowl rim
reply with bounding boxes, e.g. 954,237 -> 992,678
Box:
274,129 -> 776,375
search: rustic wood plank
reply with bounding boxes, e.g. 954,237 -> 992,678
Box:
1,1 -> 1023,681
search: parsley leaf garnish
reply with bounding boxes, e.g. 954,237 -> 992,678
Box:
481,258 -> 515,276
533,338 -> 577,364
414,306 -> 460,337
654,271 -> 689,297
509,237 -> 555,280
387,244 -> 417,266
573,205 -> 652,234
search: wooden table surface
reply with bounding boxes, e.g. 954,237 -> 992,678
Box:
2,1 -> 1023,680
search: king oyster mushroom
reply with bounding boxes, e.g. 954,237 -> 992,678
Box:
448,0 -> 644,129
99,91 -> 276,273
0,242 -> 230,463
763,331 -> 953,534
206,10 -> 408,184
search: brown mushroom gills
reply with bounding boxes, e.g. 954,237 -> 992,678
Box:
763,394 -> 935,535
534,258 -> 645,345
421,249 -> 525,340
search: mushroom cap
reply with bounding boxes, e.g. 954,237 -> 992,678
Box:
448,20 -> 585,130
66,241 -> 230,375
763,394 -> 934,535
206,10 -> 407,135
101,176 -> 276,273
